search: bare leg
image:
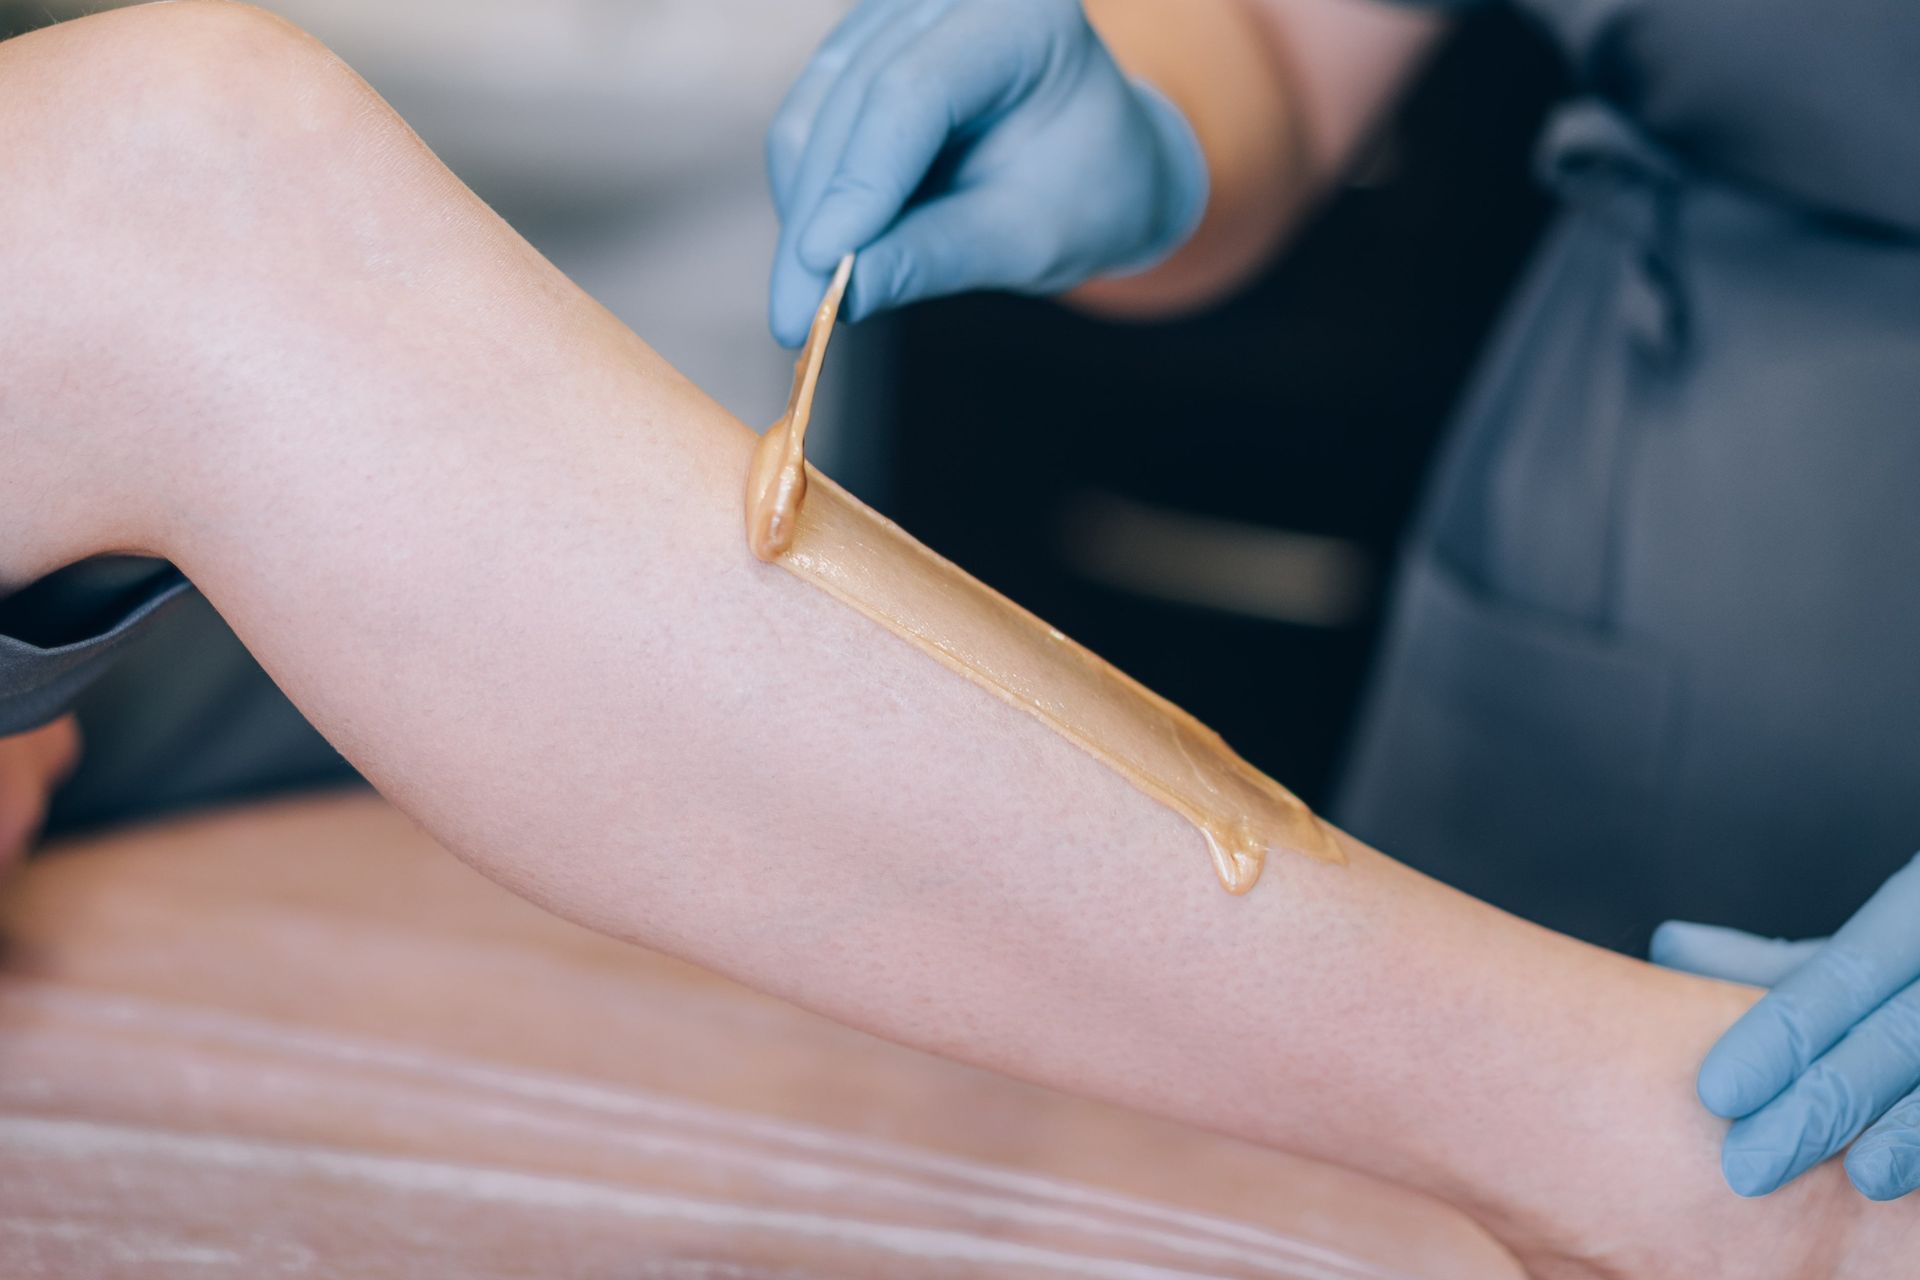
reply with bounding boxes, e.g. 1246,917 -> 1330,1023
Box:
0,7 -> 1904,1276
2,793 -> 1525,1279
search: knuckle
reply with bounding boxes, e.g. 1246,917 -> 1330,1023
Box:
1800,1073 -> 1870,1152
1872,993 -> 1920,1059
1757,988 -> 1825,1073
980,189 -> 1064,274
1821,943 -> 1887,1004
1883,1093 -> 1920,1131
822,168 -> 896,212
870,60 -> 929,109
767,112 -> 810,168
880,251 -> 924,304
1002,235 -> 1062,287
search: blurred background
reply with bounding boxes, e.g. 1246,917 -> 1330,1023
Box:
6,0 -> 1567,827
882,15 -> 1566,807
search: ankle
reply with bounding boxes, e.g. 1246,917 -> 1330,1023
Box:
1501,980 -> 1882,1280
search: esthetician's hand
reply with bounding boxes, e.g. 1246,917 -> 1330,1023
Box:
0,715 -> 79,868
766,0 -> 1209,346
1653,854 -> 1920,1200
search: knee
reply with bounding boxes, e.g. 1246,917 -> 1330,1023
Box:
0,3 -> 402,251
0,2 -> 442,505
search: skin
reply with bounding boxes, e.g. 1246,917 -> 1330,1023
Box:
4,793 -> 1525,1279
0,717 -> 78,867
1073,0 -> 1446,315
0,5 -> 1913,1275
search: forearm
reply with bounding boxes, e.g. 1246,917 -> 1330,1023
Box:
1068,0 -> 1303,316
0,8 -> 1891,1275
1073,0 -> 1445,316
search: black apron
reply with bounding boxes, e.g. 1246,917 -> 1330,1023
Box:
1337,0 -> 1920,950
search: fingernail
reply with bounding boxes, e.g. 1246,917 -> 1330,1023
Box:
1849,1145 -> 1920,1201
797,218 -> 845,275
771,312 -> 802,349
842,279 -> 870,325
1848,1147 -> 1900,1200
1723,1147 -> 1786,1198
1699,1053 -> 1777,1118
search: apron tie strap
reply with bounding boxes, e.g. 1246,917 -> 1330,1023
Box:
1538,97 -> 1691,363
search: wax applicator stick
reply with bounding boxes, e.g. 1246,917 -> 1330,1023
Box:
745,253 -> 855,562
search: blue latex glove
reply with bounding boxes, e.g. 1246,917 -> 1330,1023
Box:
766,0 -> 1209,347
1652,853 -> 1920,1200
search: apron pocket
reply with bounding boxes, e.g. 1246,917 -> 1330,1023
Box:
1336,552 -> 1677,947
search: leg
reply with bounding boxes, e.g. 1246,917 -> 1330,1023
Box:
0,7 -> 1904,1276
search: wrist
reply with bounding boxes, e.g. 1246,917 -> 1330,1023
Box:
1109,78 -> 1210,277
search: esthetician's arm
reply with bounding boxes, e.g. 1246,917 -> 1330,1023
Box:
1071,0 -> 1447,315
766,0 -> 1444,338
0,9 -> 1902,1278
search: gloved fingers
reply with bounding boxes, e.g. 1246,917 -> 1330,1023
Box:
1719,981 -> 1920,1196
795,2 -> 1054,276
1649,921 -> 1825,987
780,3 -> 949,234
769,3 -> 946,345
1846,1087 -> 1920,1200
1698,852 -> 1920,1119
767,0 -> 924,216
844,185 -> 1060,321
768,257 -> 830,350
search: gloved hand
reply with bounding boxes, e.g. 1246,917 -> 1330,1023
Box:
1652,853 -> 1920,1200
766,0 -> 1210,347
